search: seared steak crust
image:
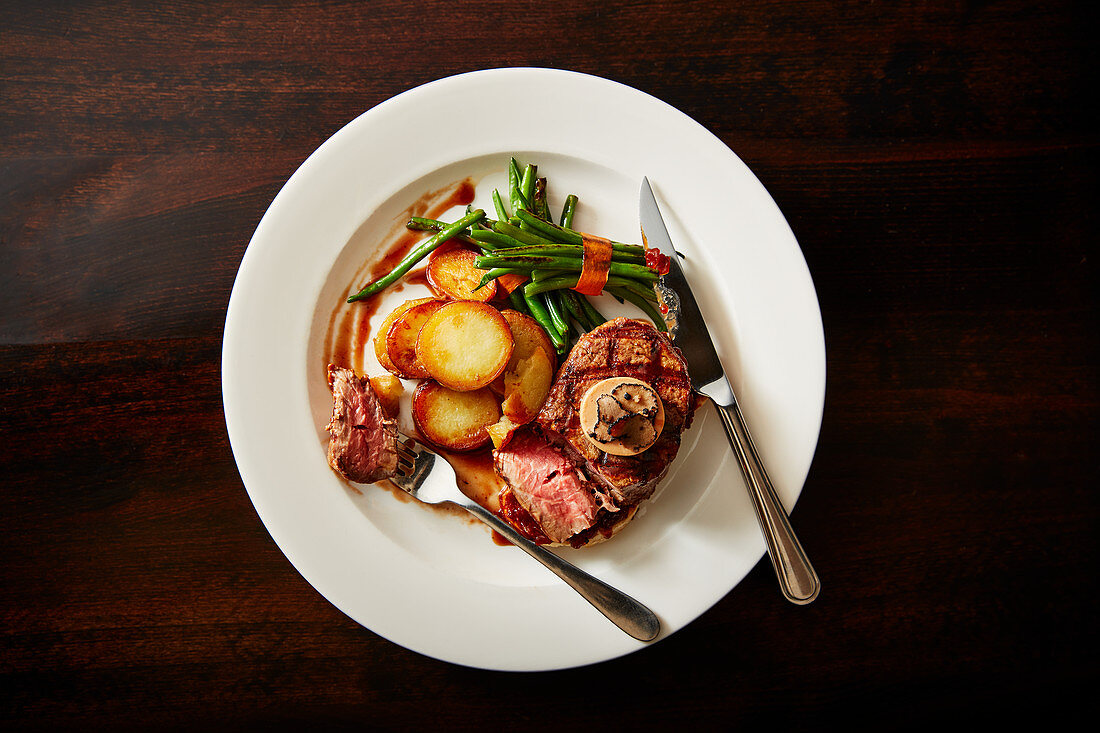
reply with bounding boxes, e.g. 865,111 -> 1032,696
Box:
326,365 -> 398,483
535,318 -> 694,506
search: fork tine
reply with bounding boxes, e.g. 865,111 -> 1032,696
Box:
393,433 -> 423,480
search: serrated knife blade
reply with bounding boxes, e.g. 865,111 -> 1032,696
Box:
640,178 -> 820,604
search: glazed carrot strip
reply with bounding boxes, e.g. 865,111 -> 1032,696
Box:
496,272 -> 529,294
574,233 -> 613,296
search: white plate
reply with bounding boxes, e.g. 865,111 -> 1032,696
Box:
222,68 -> 825,671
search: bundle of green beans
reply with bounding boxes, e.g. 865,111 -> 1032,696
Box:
346,156 -> 664,352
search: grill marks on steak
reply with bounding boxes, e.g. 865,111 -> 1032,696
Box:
494,430 -> 616,545
535,318 -> 694,507
326,365 -> 399,483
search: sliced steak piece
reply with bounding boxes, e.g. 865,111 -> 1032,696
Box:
493,429 -> 614,545
326,364 -> 398,483
535,318 -> 695,507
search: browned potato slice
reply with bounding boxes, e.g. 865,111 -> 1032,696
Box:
374,297 -> 435,373
491,309 -> 557,394
368,374 -> 403,418
385,299 -> 446,378
427,247 -> 496,302
501,310 -> 556,369
416,301 -> 514,391
412,380 -> 500,452
487,414 -> 521,450
500,346 -> 554,424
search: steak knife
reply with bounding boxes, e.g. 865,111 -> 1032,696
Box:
640,178 -> 820,604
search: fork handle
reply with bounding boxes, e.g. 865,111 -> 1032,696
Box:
711,396 -> 820,604
460,502 -> 661,642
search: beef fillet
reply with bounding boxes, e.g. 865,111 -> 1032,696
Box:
493,318 -> 695,547
326,365 -> 398,483
535,318 -> 695,507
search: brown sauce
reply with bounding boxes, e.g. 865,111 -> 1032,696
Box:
438,447 -> 504,512
403,266 -> 435,292
323,177 -> 521,543
354,292 -> 384,345
369,231 -> 420,283
323,177 -> 476,374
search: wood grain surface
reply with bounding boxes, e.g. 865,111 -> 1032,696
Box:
2,1 -> 1095,728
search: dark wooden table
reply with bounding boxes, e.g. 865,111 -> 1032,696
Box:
2,1 -> 1095,728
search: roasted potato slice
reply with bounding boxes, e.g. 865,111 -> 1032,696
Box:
487,414 -> 522,450
491,309 -> 557,395
427,247 -> 496,302
368,374 -> 403,418
500,346 -> 554,424
412,380 -> 500,452
374,297 -> 435,373
416,301 -> 514,391
385,299 -> 447,378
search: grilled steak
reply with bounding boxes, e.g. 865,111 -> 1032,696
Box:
493,318 -> 695,547
326,365 -> 398,483
535,318 -> 695,507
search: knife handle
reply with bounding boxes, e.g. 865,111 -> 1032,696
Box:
711,397 -> 820,604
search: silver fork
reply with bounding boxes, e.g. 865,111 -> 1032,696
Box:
391,432 -> 660,642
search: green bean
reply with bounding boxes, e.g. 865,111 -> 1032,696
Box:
349,209 -> 485,302
531,268 -> 569,282
561,290 -> 593,331
544,289 -> 570,336
474,248 -> 573,263
474,240 -> 645,264
524,291 -> 566,350
509,157 -> 529,213
577,294 -> 606,326
492,219 -> 556,246
407,216 -> 476,236
522,273 -> 655,299
473,267 -> 526,291
514,210 -> 646,256
469,229 -> 525,249
520,164 -> 536,211
475,254 -> 658,282
559,194 -> 578,228
507,288 -> 529,316
615,278 -> 659,303
607,286 -> 668,331
492,189 -> 509,221
514,209 -> 580,244
406,215 -> 487,244
533,177 -> 551,222
406,216 -> 444,231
